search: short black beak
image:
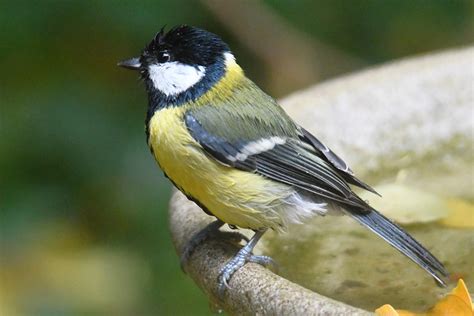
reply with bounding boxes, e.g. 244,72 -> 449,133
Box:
117,57 -> 141,70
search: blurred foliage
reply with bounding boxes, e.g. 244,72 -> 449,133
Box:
267,0 -> 473,62
0,1 -> 472,315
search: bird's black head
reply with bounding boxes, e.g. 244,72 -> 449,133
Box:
141,25 -> 230,68
118,25 -> 234,108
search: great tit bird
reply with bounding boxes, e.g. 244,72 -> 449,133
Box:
119,25 -> 448,295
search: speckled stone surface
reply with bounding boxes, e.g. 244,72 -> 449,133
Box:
168,46 -> 473,315
281,47 -> 473,182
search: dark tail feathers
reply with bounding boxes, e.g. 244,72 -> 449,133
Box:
346,207 -> 448,286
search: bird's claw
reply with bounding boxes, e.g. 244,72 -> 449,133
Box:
248,254 -> 278,271
217,251 -> 247,297
217,251 -> 275,298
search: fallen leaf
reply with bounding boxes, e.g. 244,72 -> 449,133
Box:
359,183 -> 449,224
439,198 -> 474,228
375,279 -> 473,316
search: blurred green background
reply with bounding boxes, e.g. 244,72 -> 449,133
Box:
0,0 -> 472,315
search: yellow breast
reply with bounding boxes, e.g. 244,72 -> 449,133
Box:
147,106 -> 295,230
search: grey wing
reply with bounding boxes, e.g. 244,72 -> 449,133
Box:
298,127 -> 380,196
184,111 -> 370,209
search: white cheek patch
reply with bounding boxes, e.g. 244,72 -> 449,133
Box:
148,62 -> 206,96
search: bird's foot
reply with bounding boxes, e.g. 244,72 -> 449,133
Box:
248,254 -> 277,269
217,230 -> 274,298
217,251 -> 276,297
180,220 -> 248,272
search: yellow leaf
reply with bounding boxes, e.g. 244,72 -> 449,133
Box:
359,183 -> 449,225
439,198 -> 474,228
451,279 -> 472,310
375,304 -> 399,316
429,295 -> 471,315
375,279 -> 473,316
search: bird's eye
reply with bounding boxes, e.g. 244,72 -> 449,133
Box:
157,51 -> 171,63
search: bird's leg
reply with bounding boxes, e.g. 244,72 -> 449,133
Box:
180,219 -> 249,271
217,229 -> 275,297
